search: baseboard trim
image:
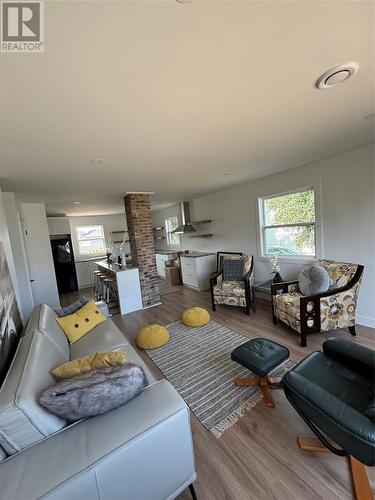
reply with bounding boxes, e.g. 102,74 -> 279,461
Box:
143,302 -> 162,310
357,315 -> 375,329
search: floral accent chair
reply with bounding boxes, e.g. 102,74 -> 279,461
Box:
271,259 -> 364,347
210,255 -> 254,315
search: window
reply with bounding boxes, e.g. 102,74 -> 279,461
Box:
165,216 -> 181,246
259,188 -> 316,257
76,225 -> 106,256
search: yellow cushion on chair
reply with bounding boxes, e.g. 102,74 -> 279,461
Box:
136,324 -> 170,349
182,307 -> 210,327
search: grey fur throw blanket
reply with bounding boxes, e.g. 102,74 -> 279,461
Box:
40,363 -> 147,421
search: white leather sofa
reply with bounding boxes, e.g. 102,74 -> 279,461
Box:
0,304 -> 196,500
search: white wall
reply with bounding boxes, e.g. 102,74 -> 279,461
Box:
20,203 -> 60,309
152,205 -> 184,251
0,187 -> 25,322
2,193 -> 34,319
152,144 -> 375,327
68,214 -> 128,261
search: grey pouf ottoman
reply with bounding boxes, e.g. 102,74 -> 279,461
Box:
231,337 -> 290,408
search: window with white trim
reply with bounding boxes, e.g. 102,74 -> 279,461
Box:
165,216 -> 181,246
259,188 -> 316,257
76,225 -> 106,256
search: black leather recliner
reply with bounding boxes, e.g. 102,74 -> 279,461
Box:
283,337 -> 374,500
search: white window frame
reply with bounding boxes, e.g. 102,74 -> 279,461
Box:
165,216 -> 181,247
76,225 -> 106,257
258,186 -> 317,263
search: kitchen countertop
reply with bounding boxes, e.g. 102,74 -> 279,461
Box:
95,260 -> 137,273
76,256 -> 107,263
180,252 -> 215,258
155,250 -> 178,255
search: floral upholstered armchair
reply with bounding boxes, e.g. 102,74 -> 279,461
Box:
271,259 -> 364,347
210,255 -> 254,315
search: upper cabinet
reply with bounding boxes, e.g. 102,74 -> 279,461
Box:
47,217 -> 70,235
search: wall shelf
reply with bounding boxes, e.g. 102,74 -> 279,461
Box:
112,239 -> 130,244
110,230 -> 126,234
189,234 -> 213,238
191,219 -> 212,225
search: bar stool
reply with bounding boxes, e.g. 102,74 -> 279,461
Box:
93,271 -> 102,301
103,277 -> 118,306
97,272 -> 113,301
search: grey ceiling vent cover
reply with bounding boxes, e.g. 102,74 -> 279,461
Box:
316,62 -> 359,89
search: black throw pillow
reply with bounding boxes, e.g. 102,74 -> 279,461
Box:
222,258 -> 245,281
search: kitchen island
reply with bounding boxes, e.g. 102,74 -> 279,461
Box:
95,260 -> 143,314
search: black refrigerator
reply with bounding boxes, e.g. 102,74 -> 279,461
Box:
50,234 -> 78,294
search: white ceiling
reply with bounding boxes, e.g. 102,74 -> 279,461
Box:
0,1 -> 374,216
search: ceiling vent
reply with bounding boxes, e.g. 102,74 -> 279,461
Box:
316,62 -> 359,89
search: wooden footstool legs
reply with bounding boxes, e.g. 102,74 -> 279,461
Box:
234,375 -> 282,408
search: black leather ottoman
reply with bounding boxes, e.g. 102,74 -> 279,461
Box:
231,338 -> 289,408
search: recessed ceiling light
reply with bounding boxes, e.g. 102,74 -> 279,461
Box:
316,62 -> 359,89
91,158 -> 104,164
222,173 -> 232,176
365,112 -> 375,120
73,201 -> 80,204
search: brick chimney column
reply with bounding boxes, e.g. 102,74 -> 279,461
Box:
124,194 -> 160,308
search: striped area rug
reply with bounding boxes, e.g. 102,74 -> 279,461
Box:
145,320 -> 295,438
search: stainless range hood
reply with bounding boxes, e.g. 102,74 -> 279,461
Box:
172,201 -> 196,234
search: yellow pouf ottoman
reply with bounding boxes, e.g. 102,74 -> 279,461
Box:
136,324 -> 169,350
182,307 -> 210,327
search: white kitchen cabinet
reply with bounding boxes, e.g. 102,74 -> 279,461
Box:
75,260 -> 98,288
155,253 -> 170,278
88,261 -> 98,284
180,254 -> 216,291
75,261 -> 95,288
47,219 -> 53,235
48,217 -> 70,235
75,261 -> 90,288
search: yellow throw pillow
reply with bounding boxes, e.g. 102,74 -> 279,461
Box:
56,300 -> 107,344
51,351 -> 126,380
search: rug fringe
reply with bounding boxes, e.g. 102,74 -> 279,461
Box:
210,391 -> 265,439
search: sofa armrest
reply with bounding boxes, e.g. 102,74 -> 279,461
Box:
271,280 -> 299,295
0,380 -> 196,500
323,338 -> 375,380
271,280 -> 299,301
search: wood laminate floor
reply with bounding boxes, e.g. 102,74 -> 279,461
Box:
60,282 -> 375,500
112,284 -> 375,500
